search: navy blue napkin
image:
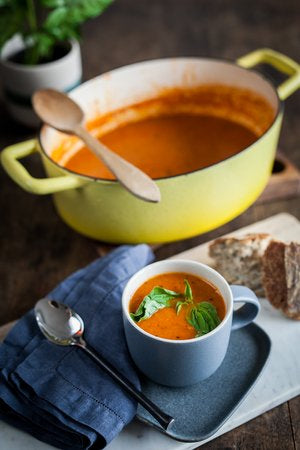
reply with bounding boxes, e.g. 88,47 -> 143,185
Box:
0,245 -> 154,449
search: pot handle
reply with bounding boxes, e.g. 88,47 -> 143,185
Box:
1,139 -> 87,195
237,48 -> 300,100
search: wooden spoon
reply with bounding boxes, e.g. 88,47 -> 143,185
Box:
32,89 -> 161,203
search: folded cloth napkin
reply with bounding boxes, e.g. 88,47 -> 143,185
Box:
0,244 -> 154,449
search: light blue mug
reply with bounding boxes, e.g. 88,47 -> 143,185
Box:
122,259 -> 260,387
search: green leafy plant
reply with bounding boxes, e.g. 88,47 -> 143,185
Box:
0,0 -> 114,65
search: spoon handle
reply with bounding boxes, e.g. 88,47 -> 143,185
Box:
74,125 -> 161,203
75,339 -> 174,431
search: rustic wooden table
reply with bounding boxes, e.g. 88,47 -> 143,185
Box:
0,0 -> 299,448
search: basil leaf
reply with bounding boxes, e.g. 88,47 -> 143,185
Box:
196,310 -> 210,335
188,308 -> 208,336
188,302 -> 221,336
131,286 -> 181,322
175,300 -> 188,315
184,279 -> 193,302
199,302 -> 221,325
200,309 -> 216,331
151,286 -> 182,299
175,280 -> 193,315
130,297 -> 167,322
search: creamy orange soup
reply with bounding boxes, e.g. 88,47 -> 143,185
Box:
129,272 -> 226,340
51,86 -> 275,179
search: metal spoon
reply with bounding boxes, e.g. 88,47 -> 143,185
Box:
34,298 -> 174,431
32,89 -> 161,203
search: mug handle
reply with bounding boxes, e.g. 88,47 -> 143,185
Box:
1,139 -> 88,195
237,48 -> 300,100
230,285 -> 260,331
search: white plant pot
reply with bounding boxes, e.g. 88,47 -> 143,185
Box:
0,36 -> 82,127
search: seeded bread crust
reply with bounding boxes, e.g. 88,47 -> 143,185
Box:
208,233 -> 272,296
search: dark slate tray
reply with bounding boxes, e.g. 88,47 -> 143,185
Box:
137,323 -> 271,442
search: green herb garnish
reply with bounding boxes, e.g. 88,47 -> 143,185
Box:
184,279 -> 193,301
130,286 -> 181,322
187,302 -> 221,337
175,279 -> 193,314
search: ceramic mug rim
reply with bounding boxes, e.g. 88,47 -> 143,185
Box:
122,259 -> 234,345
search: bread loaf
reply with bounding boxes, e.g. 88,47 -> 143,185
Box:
209,234 -> 300,320
208,233 -> 271,296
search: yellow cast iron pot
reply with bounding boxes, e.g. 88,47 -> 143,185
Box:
1,49 -> 300,243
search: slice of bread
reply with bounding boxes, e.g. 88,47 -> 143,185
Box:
262,241 -> 300,319
209,232 -> 300,320
208,233 -> 272,296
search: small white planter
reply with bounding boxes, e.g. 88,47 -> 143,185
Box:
0,36 -> 82,127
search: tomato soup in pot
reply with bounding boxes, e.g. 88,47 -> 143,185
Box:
51,85 -> 275,179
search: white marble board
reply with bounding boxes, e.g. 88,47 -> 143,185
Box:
0,212 -> 299,450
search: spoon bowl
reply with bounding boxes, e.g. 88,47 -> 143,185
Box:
33,89 -> 84,133
35,298 -> 84,345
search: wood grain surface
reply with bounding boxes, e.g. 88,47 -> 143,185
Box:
0,0 -> 299,448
